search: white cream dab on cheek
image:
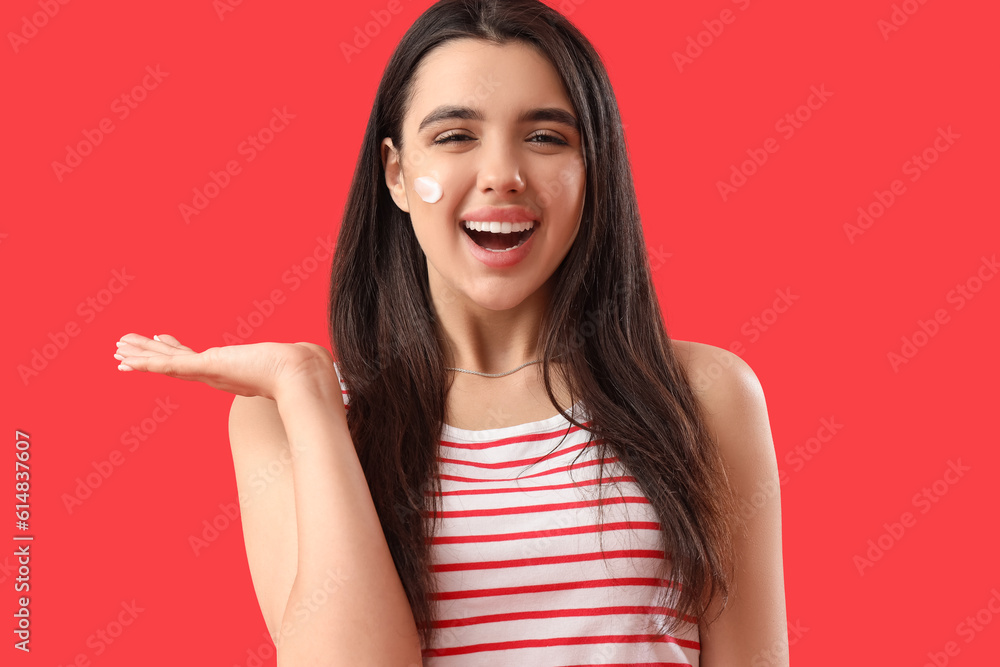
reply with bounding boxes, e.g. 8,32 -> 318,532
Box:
413,176 -> 443,203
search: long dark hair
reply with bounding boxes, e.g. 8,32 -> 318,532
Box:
329,0 -> 738,650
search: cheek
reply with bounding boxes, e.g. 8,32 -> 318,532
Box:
552,161 -> 586,249
414,176 -> 443,203
540,158 -> 586,213
565,156 -> 587,197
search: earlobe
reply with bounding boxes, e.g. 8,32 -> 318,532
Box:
381,138 -> 410,213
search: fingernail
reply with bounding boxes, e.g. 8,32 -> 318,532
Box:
153,335 -> 161,341
116,341 -> 125,348
118,363 -> 134,371
114,353 -> 124,361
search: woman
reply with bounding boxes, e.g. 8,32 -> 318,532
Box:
114,0 -> 787,664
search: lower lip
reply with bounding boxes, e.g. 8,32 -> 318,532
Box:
461,226 -> 536,268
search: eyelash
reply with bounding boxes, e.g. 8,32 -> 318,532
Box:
432,131 -> 568,146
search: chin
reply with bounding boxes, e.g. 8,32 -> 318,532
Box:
474,294 -> 527,312
465,284 -> 534,312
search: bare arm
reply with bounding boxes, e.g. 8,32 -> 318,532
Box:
269,361 -> 422,665
115,334 -> 422,666
228,393 -> 300,638
676,341 -> 789,666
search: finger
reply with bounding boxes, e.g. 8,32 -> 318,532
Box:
115,340 -> 164,358
117,333 -> 157,353
118,348 -> 204,379
152,333 -> 193,351
118,333 -> 189,356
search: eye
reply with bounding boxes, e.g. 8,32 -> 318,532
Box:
432,131 -> 570,146
528,132 -> 568,146
432,131 -> 472,145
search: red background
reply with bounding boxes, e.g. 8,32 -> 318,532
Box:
3,0 -> 998,665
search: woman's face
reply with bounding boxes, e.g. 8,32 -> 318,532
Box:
382,38 -> 586,313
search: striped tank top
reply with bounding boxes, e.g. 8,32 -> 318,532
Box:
333,363 -> 700,666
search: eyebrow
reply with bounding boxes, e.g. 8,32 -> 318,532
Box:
417,105 -> 579,133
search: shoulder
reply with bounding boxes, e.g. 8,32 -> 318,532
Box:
671,343 -> 787,659
671,339 -> 766,417
670,339 -> 776,487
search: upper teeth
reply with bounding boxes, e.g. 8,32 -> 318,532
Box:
464,220 -> 535,234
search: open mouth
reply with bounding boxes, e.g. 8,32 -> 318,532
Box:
462,220 -> 537,252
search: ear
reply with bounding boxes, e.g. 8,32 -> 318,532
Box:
381,138 -> 410,214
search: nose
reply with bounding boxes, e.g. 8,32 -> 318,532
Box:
475,140 -> 525,195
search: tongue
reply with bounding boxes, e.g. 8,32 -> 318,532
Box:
468,229 -> 520,250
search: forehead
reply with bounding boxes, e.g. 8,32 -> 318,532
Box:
406,38 -> 573,127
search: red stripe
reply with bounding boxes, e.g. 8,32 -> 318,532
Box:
432,576 -> 678,600
421,632 -> 700,657
429,475 -> 637,496
432,548 -> 665,572
432,605 -> 686,628
437,455 -> 620,483
429,520 -> 662,545
440,422 -> 593,449
437,439 -> 599,470
424,494 -> 649,519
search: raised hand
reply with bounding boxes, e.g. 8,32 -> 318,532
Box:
113,332 -> 335,401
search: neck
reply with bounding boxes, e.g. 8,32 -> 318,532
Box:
429,269 -> 553,375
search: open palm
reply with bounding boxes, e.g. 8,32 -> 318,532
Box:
114,333 -> 333,400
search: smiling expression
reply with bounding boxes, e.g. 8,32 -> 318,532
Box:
382,38 -> 587,313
